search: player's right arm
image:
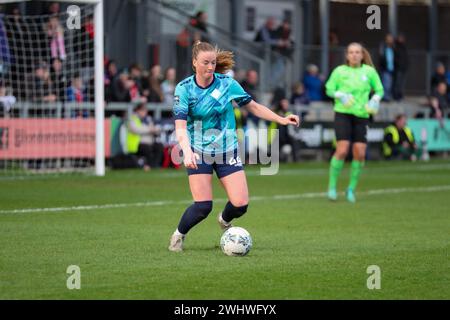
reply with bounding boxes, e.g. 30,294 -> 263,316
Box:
325,66 -> 354,108
325,67 -> 340,99
175,120 -> 199,169
173,84 -> 199,169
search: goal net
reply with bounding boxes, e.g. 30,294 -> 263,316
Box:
0,0 -> 105,177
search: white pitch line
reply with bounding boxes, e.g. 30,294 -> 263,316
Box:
1,185 -> 450,215
1,163 -> 449,181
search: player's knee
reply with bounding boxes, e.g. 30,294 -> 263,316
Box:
354,150 -> 366,161
231,201 -> 248,218
231,198 -> 248,208
335,150 -> 348,160
194,200 -> 213,219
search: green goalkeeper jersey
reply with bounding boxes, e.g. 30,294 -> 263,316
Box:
325,64 -> 384,119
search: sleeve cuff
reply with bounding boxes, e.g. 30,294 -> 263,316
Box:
372,94 -> 382,102
173,111 -> 188,121
237,97 -> 252,107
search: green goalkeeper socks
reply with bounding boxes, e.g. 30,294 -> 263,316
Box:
348,160 -> 364,191
328,157 -> 344,190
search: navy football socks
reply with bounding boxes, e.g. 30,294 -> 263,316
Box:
177,201 -> 213,234
221,201 -> 248,223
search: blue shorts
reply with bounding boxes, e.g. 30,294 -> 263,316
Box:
187,149 -> 244,179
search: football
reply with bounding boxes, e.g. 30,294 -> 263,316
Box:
220,227 -> 252,256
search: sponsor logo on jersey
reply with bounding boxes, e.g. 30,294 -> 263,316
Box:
210,88 -> 222,100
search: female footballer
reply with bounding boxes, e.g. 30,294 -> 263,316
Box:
325,42 -> 384,203
169,41 -> 300,252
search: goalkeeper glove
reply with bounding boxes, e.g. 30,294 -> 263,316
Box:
334,91 -> 355,108
365,94 -> 382,115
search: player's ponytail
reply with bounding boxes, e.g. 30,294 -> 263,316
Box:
215,48 -> 234,74
192,41 -> 234,74
361,47 -> 374,67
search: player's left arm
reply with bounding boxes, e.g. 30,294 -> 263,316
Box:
229,78 -> 299,127
244,100 -> 300,127
365,67 -> 385,114
369,67 -> 384,99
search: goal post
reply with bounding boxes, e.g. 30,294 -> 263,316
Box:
93,0 -> 104,176
0,0 -> 105,177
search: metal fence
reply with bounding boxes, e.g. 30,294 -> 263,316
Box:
5,101 -> 449,123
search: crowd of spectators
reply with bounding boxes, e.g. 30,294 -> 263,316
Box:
0,4 -> 448,167
1,4 -> 448,121
0,2 -> 95,117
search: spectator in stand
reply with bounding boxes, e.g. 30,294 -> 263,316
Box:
45,16 -> 66,60
72,15 -> 94,69
161,67 -> 176,105
128,63 -> 144,98
329,29 -> 341,69
27,61 -> 57,103
430,62 -> 447,92
303,64 -> 324,101
254,17 -> 285,88
429,81 -> 449,121
393,33 -> 409,101
240,69 -> 259,126
233,69 -> 246,83
240,69 -> 259,101
66,74 -> 87,103
290,82 -> 310,106
447,69 -> 450,102
67,74 -> 88,118
191,11 -> 209,43
383,114 -> 419,161
379,33 -> 396,101
275,20 -> 294,59
0,80 -> 16,118
445,71 -> 450,103
271,86 -> 287,109
273,98 -> 298,162
146,64 -> 164,103
7,7 -> 25,98
83,15 -> 94,40
126,103 -> 164,171
176,16 -> 198,80
254,17 -> 278,48
50,57 -> 66,101
111,71 -> 129,102
46,2 -> 60,16
128,76 -> 147,104
105,60 -> 118,85
110,70 -> 146,103
174,10 -> 209,78
0,12 -> 11,74
104,59 -> 118,102
290,82 -> 310,120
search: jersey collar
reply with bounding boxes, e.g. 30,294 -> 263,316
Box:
194,74 -> 216,89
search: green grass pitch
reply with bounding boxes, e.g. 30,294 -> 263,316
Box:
0,161 -> 449,299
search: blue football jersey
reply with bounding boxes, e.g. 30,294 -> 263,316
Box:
173,73 -> 252,154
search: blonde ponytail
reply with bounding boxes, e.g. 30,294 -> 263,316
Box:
361,47 -> 374,67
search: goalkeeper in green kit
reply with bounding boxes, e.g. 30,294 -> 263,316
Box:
325,43 -> 384,203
